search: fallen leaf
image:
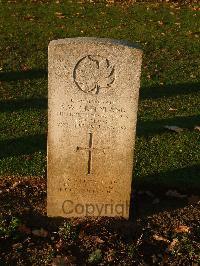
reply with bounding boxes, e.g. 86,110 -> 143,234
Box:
194,126 -> 200,132
164,126 -> 184,133
105,248 -> 115,262
168,238 -> 179,251
169,107 -> 177,111
12,243 -> 23,249
165,190 -> 187,198
5,181 -> 22,192
145,191 -> 154,197
94,236 -> 104,244
55,239 -> 64,251
21,64 -> 30,71
55,12 -> 65,19
55,12 -> 63,15
152,198 -> 160,204
24,15 -> 35,21
52,255 -> 76,266
106,0 -> 115,5
32,228 -> 48,237
174,225 -> 190,233
157,20 -> 164,25
153,234 -> 170,243
82,235 -> 104,244
11,181 -> 21,190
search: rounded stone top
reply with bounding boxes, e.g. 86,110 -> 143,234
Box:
48,37 -> 142,51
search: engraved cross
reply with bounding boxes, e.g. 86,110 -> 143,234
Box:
76,133 -> 109,175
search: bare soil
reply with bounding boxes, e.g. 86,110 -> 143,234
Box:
0,176 -> 199,265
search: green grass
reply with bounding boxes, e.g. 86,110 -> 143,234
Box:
0,0 -> 199,192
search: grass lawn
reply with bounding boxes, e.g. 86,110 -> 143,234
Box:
0,0 -> 199,192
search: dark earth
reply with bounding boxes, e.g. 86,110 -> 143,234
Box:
0,176 -> 199,265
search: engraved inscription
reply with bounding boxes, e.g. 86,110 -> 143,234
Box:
57,98 -> 129,130
76,133 -> 110,175
73,55 -> 115,94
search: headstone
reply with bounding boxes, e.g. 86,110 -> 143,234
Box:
47,38 -> 142,218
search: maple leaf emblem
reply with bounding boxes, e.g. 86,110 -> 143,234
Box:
73,55 -> 115,94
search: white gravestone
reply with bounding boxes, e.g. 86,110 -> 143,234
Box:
47,38 -> 142,218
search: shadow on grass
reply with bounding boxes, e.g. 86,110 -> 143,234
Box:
130,164 -> 200,220
0,69 -> 199,98
0,98 -> 47,112
137,115 -> 200,136
0,134 -> 46,158
0,69 -> 47,81
140,82 -> 200,99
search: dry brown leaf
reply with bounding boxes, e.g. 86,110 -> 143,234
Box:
165,190 -> 187,198
158,20 -> 164,25
21,64 -> 30,71
55,239 -> 64,251
174,225 -> 190,233
94,236 -> 104,244
168,238 -> 179,251
152,198 -> 160,204
12,243 -> 23,249
194,126 -> 200,132
55,12 -> 65,19
55,12 -> 62,15
145,190 -> 154,197
106,248 -> 115,262
32,228 -> 48,237
106,0 -> 115,4
11,181 -> 21,190
169,107 -> 177,111
82,235 -> 104,244
52,255 -> 76,266
164,125 -> 184,133
6,181 -> 22,192
24,15 -> 35,21
153,234 -> 170,243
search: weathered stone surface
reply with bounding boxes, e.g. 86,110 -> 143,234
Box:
47,38 -> 142,218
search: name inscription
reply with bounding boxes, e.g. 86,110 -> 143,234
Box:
57,98 -> 129,130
